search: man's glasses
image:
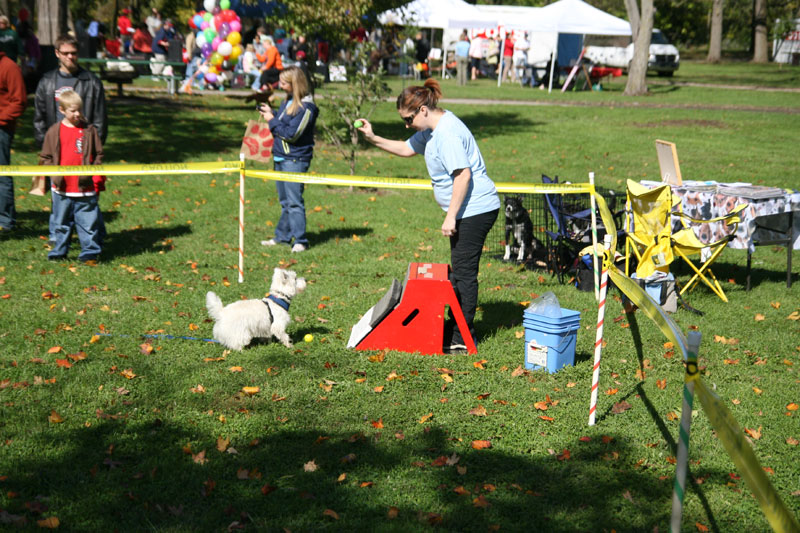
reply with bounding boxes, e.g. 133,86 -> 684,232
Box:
402,106 -> 422,126
57,50 -> 79,56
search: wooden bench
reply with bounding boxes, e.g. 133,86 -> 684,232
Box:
82,57 -> 186,96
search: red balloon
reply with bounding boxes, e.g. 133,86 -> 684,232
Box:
222,9 -> 237,22
213,14 -> 224,30
188,17 -> 196,29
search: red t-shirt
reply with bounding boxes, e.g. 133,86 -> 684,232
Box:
503,37 -> 514,57
54,123 -> 96,196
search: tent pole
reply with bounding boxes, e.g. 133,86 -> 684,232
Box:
548,43 -> 558,93
497,35 -> 505,87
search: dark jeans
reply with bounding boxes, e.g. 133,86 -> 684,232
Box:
0,128 -> 15,230
445,208 -> 499,346
273,159 -> 309,246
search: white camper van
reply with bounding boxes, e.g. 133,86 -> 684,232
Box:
585,29 -> 679,76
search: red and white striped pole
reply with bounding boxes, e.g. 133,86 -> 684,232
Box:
238,153 -> 245,283
589,233 -> 613,426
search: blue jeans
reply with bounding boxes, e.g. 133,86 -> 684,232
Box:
49,193 -> 102,260
0,128 -> 15,230
273,159 -> 309,246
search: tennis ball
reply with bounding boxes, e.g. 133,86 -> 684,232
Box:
304,333 -> 314,343
354,120 -> 364,128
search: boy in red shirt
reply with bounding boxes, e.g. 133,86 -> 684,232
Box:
39,90 -> 104,262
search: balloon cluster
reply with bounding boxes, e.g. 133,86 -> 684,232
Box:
187,0 -> 243,85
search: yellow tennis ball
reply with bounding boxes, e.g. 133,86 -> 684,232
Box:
304,334 -> 314,343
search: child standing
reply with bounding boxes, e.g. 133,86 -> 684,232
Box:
258,66 -> 317,253
39,90 -> 105,262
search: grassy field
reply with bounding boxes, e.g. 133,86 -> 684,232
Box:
1,62 -> 799,531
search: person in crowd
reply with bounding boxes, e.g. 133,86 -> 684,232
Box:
151,19 -> 175,76
117,8 -> 135,54
0,46 -> 26,233
242,43 -> 262,90
39,90 -> 104,262
0,15 -> 23,63
355,79 -> 500,353
146,7 -> 162,37
258,66 -> 318,253
34,34 -> 107,243
513,32 -> 531,86
258,35 -> 283,90
291,35 -> 310,63
132,22 -> 153,56
468,33 -> 483,80
274,27 -> 292,60
413,31 -> 430,79
454,31 -> 470,86
486,35 -> 500,75
501,32 -> 515,83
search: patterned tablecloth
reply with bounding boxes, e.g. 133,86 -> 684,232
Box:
670,184 -> 800,253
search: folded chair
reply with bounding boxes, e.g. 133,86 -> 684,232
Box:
625,179 -> 746,303
542,175 -> 592,283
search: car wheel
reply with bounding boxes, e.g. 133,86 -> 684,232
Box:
657,70 -> 674,77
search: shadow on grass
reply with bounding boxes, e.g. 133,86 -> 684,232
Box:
11,209 -> 121,241
307,226 -> 373,247
102,224 -> 193,261
7,417 -> 728,531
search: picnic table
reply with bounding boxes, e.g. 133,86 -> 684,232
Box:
82,57 -> 186,96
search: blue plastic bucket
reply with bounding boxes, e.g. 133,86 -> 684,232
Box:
523,308 -> 581,373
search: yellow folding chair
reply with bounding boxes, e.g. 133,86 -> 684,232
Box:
625,179 -> 746,303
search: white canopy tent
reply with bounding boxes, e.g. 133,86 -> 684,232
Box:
500,0 -> 632,91
378,0 -> 498,30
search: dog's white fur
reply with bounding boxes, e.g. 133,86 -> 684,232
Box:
206,268 -> 306,350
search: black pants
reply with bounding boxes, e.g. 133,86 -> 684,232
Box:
445,208 -> 499,346
260,68 -> 281,88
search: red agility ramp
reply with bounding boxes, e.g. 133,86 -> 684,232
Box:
347,263 -> 477,355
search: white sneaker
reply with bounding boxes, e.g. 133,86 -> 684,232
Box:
261,238 -> 278,246
291,243 -> 307,253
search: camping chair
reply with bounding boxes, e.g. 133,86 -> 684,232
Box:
655,139 -> 682,186
625,180 -> 746,303
542,175 -> 593,283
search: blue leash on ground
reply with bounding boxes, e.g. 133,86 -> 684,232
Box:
95,332 -> 219,343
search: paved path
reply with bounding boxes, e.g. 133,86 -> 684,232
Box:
109,83 -> 800,115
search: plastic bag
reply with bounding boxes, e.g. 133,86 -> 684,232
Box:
526,291 -> 562,317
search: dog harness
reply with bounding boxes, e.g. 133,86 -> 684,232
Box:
260,294 -> 290,324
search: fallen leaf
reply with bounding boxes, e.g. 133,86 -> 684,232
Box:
441,374 -> 453,383
387,506 -> 399,519
788,403 -> 799,411
752,387 -> 763,395
36,517 -> 60,529
453,486 -> 470,495
386,371 -> 402,381
539,415 -> 554,422
605,388 -> 619,396
656,379 -> 667,390
696,522 -> 709,532
473,494 -> 491,508
471,440 -> 492,449
241,386 -> 260,396
754,314 -> 766,322
556,449 -> 571,461
373,386 -> 384,393
119,368 -> 136,380
419,412 -> 433,424
771,302 -> 781,309
322,509 -> 339,520
139,343 -> 154,355
533,401 -> 549,410
303,460 -> 318,472
360,481 -> 373,488
55,359 -> 72,368
666,411 -> 679,421
216,437 -> 230,452
612,401 -> 632,414
192,450 -> 207,464
473,359 -> 487,369
786,437 -> 799,446
368,353 -> 385,363
371,418 -> 384,429
48,410 -> 63,423
228,366 -> 243,373
744,426 -> 762,440
469,405 -> 488,417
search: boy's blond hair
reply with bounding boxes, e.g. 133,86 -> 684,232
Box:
58,90 -> 86,122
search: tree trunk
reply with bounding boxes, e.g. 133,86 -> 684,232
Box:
707,0 -> 724,62
624,0 -> 654,96
36,0 -> 68,46
752,0 -> 768,62
625,0 -> 641,39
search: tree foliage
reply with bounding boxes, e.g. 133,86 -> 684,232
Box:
280,0 -> 407,43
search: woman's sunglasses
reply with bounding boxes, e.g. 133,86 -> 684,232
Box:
402,106 -> 422,125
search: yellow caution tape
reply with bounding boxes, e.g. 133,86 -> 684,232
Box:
695,380 -> 800,532
0,161 -> 243,177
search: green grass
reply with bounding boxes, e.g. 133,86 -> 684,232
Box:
1,69 -> 799,531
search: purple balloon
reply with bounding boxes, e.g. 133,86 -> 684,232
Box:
205,72 -> 218,84
230,20 -> 241,33
211,36 -> 222,50
201,43 -> 213,58
219,22 -> 230,39
212,6 -> 220,15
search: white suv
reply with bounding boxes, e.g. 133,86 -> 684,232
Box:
585,29 -> 680,77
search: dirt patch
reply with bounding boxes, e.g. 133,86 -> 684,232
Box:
631,119 -> 729,129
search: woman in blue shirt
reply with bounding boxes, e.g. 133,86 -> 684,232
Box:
357,78 -> 500,352
258,66 -> 318,253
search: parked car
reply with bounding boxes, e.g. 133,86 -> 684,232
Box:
585,29 -> 679,77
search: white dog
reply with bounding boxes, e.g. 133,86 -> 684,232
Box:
206,268 -> 306,350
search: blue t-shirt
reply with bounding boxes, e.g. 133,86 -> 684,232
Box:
406,111 -> 500,220
454,40 -> 470,58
